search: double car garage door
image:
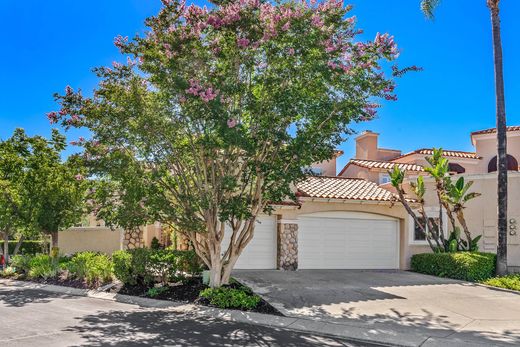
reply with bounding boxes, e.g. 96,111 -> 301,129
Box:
223,212 -> 399,269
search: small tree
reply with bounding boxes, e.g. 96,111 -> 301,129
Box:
21,130 -> 89,252
51,0 -> 415,287
0,129 -> 30,264
0,129 -> 87,260
390,149 -> 481,252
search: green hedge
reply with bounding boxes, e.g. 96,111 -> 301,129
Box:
411,252 -> 496,282
0,240 -> 47,255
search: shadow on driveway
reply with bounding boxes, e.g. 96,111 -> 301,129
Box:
65,309 -> 368,347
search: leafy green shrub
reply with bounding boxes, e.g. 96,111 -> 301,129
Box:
482,274 -> 520,291
0,240 -> 47,255
149,250 -> 181,284
411,252 -> 496,281
200,287 -> 261,310
112,248 -> 203,286
175,250 -> 204,275
146,286 -> 169,298
10,254 -> 33,275
112,249 -> 153,286
68,252 -> 113,285
28,254 -> 60,279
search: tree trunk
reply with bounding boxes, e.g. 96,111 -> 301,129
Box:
488,1 -> 508,275
50,231 -> 59,250
455,208 -> 472,246
13,235 -> 25,256
2,232 -> 8,268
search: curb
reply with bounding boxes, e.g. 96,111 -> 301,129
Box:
0,278 -> 512,347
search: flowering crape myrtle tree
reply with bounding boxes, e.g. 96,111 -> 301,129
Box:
50,0 -> 410,287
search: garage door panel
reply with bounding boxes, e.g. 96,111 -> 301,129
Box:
299,216 -> 398,269
221,216 -> 277,269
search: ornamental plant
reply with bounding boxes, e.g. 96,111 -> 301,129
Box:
50,0 -> 413,287
390,149 -> 481,253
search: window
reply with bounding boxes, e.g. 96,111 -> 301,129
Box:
379,173 -> 391,184
448,163 -> 465,174
488,155 -> 519,173
413,217 -> 440,242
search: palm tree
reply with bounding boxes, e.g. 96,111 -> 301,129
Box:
420,0 -> 508,275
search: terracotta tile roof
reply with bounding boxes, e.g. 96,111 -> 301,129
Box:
393,148 -> 480,160
471,126 -> 520,136
348,159 -> 424,172
296,176 -> 396,202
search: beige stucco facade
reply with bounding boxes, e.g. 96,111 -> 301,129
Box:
58,227 -> 124,255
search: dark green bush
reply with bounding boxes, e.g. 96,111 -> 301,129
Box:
67,252 -> 113,285
199,287 -> 261,310
10,254 -> 33,275
411,252 -> 496,281
112,248 -> 203,286
112,249 -> 153,286
0,240 -> 47,255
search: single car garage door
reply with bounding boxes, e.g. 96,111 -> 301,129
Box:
299,212 -> 399,269
221,215 -> 277,269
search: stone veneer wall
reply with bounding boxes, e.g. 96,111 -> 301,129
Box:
123,228 -> 144,249
278,222 -> 298,270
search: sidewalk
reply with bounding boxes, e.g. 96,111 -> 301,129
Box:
0,278 -> 512,347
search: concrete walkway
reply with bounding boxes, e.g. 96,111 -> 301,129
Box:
234,270 -> 520,347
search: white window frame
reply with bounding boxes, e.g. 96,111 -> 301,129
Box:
408,206 -> 449,245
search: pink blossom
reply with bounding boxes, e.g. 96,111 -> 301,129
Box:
74,174 -> 84,181
282,22 -> 291,31
327,61 -> 338,69
200,87 -> 218,102
46,112 -> 58,124
311,14 -> 324,28
288,48 -> 295,55
227,118 -> 237,128
186,79 -> 202,96
65,85 -> 73,95
237,37 -> 250,49
113,35 -> 128,49
207,15 -> 223,28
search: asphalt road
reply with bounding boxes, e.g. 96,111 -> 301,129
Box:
0,284 -> 379,347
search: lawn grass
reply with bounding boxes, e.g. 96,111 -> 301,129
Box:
482,274 -> 520,291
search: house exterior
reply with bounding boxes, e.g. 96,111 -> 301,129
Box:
59,126 -> 520,272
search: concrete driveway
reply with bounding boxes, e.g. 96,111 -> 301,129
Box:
234,270 -> 520,346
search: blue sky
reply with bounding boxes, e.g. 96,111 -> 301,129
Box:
1,0 -> 519,170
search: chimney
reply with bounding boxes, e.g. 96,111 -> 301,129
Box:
355,130 -> 379,160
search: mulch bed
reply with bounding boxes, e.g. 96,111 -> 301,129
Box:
112,276 -> 283,316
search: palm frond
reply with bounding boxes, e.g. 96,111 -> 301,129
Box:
421,0 -> 442,20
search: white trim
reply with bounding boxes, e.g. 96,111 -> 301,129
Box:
408,207 -> 449,245
300,211 -> 398,221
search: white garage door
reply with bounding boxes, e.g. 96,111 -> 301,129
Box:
221,215 -> 277,269
299,212 -> 399,269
